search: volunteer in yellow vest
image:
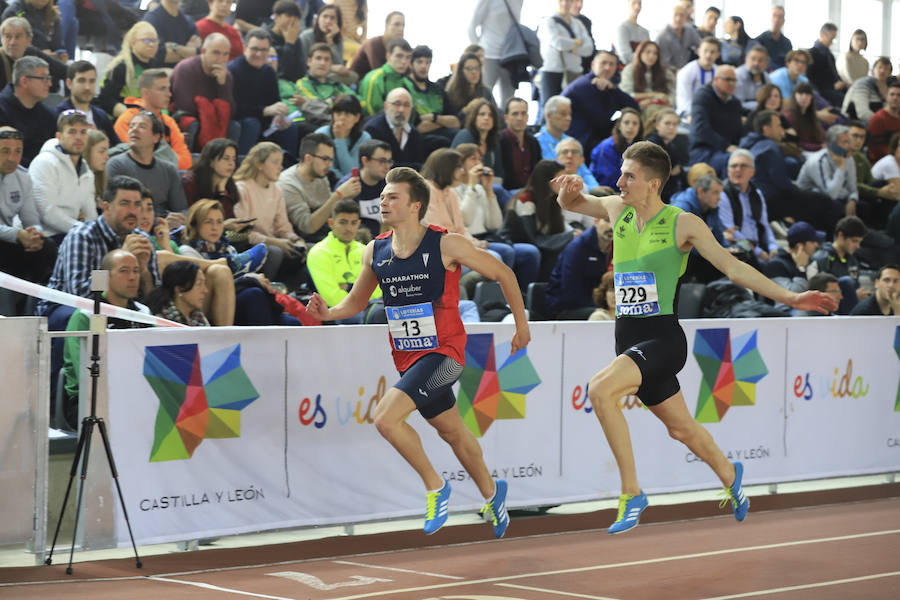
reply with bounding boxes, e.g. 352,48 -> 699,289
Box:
113,68 -> 192,170
358,37 -> 415,116
307,197 -> 382,324
554,141 -> 837,535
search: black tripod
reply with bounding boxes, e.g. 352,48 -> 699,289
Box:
45,271 -> 142,573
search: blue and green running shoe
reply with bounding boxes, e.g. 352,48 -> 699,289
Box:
719,461 -> 749,522
608,491 -> 648,534
481,479 -> 509,539
423,480 -> 451,534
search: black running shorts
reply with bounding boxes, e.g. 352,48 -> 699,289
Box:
615,315 -> 688,407
394,353 -> 464,419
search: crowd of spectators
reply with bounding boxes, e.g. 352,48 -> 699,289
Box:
0,1 -> 898,423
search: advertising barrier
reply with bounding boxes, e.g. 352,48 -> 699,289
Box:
105,317 -> 900,546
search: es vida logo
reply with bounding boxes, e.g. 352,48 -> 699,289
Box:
143,344 -> 259,462
693,328 -> 768,423
791,328 -> 887,403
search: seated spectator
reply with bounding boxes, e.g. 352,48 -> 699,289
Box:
536,0 -> 593,108
233,0 -> 275,33
645,107 -> 687,200
741,109 -> 833,231
797,272 -> 842,316
178,199 -> 268,277
263,0 -> 305,83
504,159 -> 571,279
97,21 -> 166,118
170,33 -> 236,147
452,142 -> 539,289
278,132 -> 360,243
545,218 -> 612,319
718,149 -> 778,263
228,29 -> 301,157
719,16 -> 750,66
37,175 -> 159,328
0,126 -> 56,315
306,198 -> 382,323
106,111 -> 188,226
588,271 -> 616,321
142,0 -> 202,67
769,49 -> 811,100
670,171 -> 729,282
536,95 -> 571,159
1,0 -> 63,57
442,51 -> 494,118
872,131 -> 900,181
619,40 -> 676,114
562,50 -> 638,154
867,81 -> 900,162
233,141 -> 308,288
408,45 -> 460,153
333,138 -> 391,237
294,42 -> 356,126
147,261 -> 211,325
808,216 -> 869,308
114,68 -> 191,170
299,4 -> 356,87
782,83 -> 826,151
136,187 -> 179,255
359,37 -> 413,116
451,98 -> 504,181
808,22 -> 848,107
182,138 -> 240,221
688,64 -> 742,175
61,249 -> 151,425
0,55 -> 54,167
363,87 -> 425,170
420,148 -> 476,240
765,221 -> 824,280
30,111 -> 96,242
743,83 -> 791,137
499,96 -> 540,191
849,264 -> 900,315
754,4 -> 791,71
615,0 -> 649,64
695,6 -> 719,38
195,0 -> 242,61
84,129 -> 108,212
838,29 -> 870,85
797,125 -> 857,220
734,45 -> 771,112
0,16 -> 67,88
590,107 -> 642,190
675,36 -> 720,121
842,56 -> 893,123
348,10 -> 404,81
847,120 -> 900,225
656,3 -> 700,71
56,61 -> 117,143
555,137 -> 599,199
315,93 -> 370,179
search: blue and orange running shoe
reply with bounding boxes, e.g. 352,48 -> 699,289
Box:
719,461 -> 749,522
608,491 -> 648,534
423,480 -> 451,534
482,479 -> 509,538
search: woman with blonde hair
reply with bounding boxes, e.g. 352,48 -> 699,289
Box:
83,129 -> 109,213
234,142 -> 307,288
98,21 -> 165,117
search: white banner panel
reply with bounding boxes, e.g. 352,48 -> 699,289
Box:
105,317 -> 900,546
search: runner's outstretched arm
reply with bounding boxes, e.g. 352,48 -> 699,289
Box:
442,233 -> 531,353
307,241 -> 380,321
680,213 -> 839,314
553,174 -> 618,221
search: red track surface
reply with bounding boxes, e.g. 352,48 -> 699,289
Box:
2,497 -> 899,599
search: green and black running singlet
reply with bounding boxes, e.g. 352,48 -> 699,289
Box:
612,204 -> 688,318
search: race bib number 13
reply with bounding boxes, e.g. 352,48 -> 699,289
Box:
614,271 -> 660,316
387,302 -> 438,351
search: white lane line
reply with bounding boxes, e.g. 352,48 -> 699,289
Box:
699,570 -> 900,599
327,528 -> 900,599
149,576 -> 296,599
332,560 -> 465,580
497,582 -> 620,599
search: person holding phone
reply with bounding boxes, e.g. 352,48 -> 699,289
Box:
179,199 -> 268,277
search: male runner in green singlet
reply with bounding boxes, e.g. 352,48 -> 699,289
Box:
555,142 -> 837,534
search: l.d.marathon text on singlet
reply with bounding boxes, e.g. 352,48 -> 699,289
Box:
613,204 -> 688,318
371,226 -> 466,372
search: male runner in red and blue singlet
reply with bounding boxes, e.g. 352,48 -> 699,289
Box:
307,167 -> 530,538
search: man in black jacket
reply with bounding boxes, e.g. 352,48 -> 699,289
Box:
363,87 -> 425,170
765,221 -> 824,280
499,96 -> 540,190
0,55 -> 55,167
807,23 -> 847,107
688,64 -> 742,176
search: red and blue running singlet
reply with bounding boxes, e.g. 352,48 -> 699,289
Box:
372,226 -> 467,372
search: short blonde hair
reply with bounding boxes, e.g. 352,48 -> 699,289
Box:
686,162 -> 715,188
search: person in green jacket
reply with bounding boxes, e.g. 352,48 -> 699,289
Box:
358,37 -> 415,116
306,198 -> 382,324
